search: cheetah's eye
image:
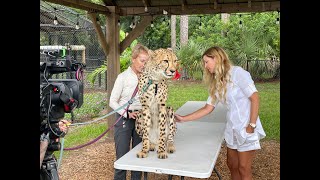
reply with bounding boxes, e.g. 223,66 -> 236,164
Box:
162,60 -> 169,64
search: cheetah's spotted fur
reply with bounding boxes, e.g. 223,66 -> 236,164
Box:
135,48 -> 179,159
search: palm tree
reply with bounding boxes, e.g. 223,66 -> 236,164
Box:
176,40 -> 210,80
171,15 -> 177,50
180,15 -> 188,47
228,28 -> 278,79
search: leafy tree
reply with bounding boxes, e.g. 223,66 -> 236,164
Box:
186,12 -> 280,79
137,16 -> 171,50
175,40 -> 211,80
223,13 -> 279,79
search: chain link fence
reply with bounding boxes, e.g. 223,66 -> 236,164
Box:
40,1 -> 107,91
40,1 -> 109,122
245,59 -> 280,80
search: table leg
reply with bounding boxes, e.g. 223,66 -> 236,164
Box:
144,172 -> 148,180
168,174 -> 173,180
214,167 -> 222,180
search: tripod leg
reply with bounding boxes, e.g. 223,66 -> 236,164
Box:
40,156 -> 59,180
214,167 -> 222,180
50,168 -> 59,180
40,167 -> 51,180
144,172 -> 148,180
40,133 -> 50,169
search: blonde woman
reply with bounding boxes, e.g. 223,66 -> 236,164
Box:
109,44 -> 151,180
175,46 -> 266,180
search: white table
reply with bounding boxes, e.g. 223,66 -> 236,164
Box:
114,101 -> 227,179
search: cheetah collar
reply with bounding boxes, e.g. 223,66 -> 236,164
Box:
144,79 -> 159,95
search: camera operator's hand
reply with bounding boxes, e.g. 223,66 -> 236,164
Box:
58,119 -> 70,133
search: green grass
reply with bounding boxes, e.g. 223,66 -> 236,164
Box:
255,81 -> 280,141
59,80 -> 279,157
55,123 -> 107,157
167,80 -> 279,141
167,80 -> 207,110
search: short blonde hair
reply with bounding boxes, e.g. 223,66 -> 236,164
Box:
202,46 -> 232,104
131,44 -> 150,59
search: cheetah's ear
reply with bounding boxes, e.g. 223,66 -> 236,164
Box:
166,48 -> 173,52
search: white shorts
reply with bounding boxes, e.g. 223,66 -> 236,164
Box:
226,132 -> 261,152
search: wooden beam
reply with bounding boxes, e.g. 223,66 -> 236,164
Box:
213,0 -> 217,10
43,0 -> 110,14
142,0 -> 151,7
181,0 -> 188,11
142,0 -> 151,12
120,15 -> 153,53
102,0 -> 117,6
119,1 -> 280,16
87,13 -> 109,56
106,6 -> 120,139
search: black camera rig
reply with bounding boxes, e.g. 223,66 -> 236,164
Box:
40,45 -> 85,180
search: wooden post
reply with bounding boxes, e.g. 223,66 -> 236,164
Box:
81,49 -> 85,64
106,6 -> 120,139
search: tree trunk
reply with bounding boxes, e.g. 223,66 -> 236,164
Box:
221,13 -> 230,23
221,13 -> 230,37
180,15 -> 188,47
171,15 -> 176,50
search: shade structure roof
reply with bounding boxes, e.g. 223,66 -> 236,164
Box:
43,0 -> 280,16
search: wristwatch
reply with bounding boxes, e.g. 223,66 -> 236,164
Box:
249,123 -> 257,129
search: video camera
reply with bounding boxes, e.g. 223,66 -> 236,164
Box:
40,45 -> 85,180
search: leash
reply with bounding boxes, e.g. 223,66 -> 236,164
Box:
68,101 -> 134,126
57,106 -> 129,168
57,67 -> 179,168
64,85 -> 139,151
57,83 -> 147,168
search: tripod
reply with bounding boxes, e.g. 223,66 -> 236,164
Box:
40,131 -> 61,180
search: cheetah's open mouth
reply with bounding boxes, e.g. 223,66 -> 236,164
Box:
162,71 -> 174,78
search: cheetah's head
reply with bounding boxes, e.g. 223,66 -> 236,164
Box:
144,48 -> 179,81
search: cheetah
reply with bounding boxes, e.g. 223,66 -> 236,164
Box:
135,48 -> 179,159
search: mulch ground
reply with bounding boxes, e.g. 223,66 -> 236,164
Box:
58,139 -> 279,180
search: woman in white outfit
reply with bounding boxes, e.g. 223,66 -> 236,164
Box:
174,46 -> 266,180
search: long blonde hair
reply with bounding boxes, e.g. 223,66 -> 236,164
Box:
202,46 -> 232,104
